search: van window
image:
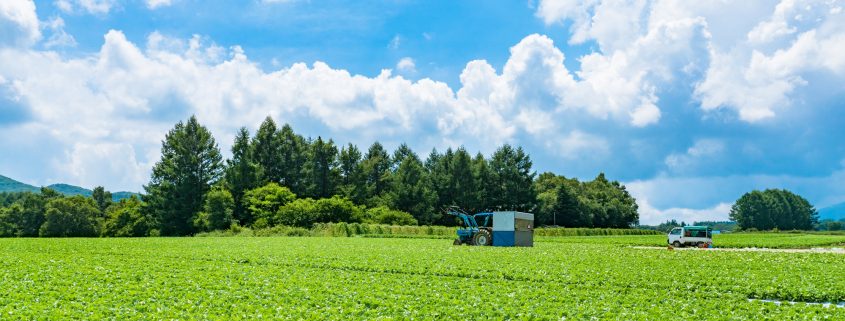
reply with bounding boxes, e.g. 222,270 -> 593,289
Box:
669,228 -> 681,235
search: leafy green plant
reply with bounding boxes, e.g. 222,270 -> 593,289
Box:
1,236 -> 843,319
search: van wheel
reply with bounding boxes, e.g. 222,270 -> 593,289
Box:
672,241 -> 682,248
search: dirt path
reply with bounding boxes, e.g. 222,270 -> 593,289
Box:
630,246 -> 845,254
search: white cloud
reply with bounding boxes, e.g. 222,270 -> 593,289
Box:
448,33 -> 670,136
536,0 -> 845,123
2,28 -> 652,190
43,16 -> 76,48
146,0 -> 172,9
55,142 -> 149,191
56,0 -> 117,15
0,30 -> 465,189
553,130 -> 609,159
637,199 -> 732,225
396,57 -> 416,74
4,0 -> 845,194
0,0 -> 40,48
388,35 -> 400,49
697,26 -> 845,122
664,139 -> 724,173
55,0 -> 72,12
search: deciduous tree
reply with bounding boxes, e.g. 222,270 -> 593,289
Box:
39,196 -> 99,237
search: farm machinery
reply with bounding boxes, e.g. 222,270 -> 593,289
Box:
445,206 -> 535,247
445,206 -> 493,246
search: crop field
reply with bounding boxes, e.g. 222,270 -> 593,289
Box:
2,236 -> 844,320
538,233 -> 845,248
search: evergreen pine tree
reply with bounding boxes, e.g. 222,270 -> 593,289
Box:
143,116 -> 223,236
225,127 -> 259,225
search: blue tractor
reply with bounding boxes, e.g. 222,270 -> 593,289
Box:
445,206 -> 494,246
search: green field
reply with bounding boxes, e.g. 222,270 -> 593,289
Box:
2,236 -> 844,320
539,233 -> 845,248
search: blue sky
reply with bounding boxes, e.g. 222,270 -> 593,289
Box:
1,0 -> 845,224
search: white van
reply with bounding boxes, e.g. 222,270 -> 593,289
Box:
667,226 -> 712,247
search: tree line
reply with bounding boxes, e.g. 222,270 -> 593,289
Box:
0,115 -> 642,237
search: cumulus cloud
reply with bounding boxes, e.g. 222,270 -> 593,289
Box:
0,29 -> 461,189
3,0 -> 845,207
55,142 -> 149,190
1,26 -> 654,190
396,57 -> 416,74
536,0 -> 845,123
0,0 -> 40,48
446,32 -> 670,144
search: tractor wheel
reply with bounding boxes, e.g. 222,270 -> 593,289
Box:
473,230 -> 492,246
453,239 -> 462,246
672,241 -> 682,248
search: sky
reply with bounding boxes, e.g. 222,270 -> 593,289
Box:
1,0 -> 844,224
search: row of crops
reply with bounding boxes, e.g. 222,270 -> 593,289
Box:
196,222 -> 659,238
200,222 -> 844,249
538,233 -> 845,248
1,237 -> 843,319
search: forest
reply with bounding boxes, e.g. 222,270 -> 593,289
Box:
0,116 -> 640,237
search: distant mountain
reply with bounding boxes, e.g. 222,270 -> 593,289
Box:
0,175 -> 39,193
0,175 -> 139,201
47,183 -> 93,197
818,202 -> 845,221
113,192 -> 140,200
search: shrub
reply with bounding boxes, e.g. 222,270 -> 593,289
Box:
243,183 -> 296,228
276,196 -> 364,228
39,196 -> 99,237
313,196 -> 364,224
364,206 -> 418,225
276,198 -> 317,227
195,188 -> 235,232
102,196 -> 152,237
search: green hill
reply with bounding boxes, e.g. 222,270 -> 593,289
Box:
112,191 -> 140,201
0,175 -> 40,193
0,175 -> 139,201
47,183 -> 94,197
